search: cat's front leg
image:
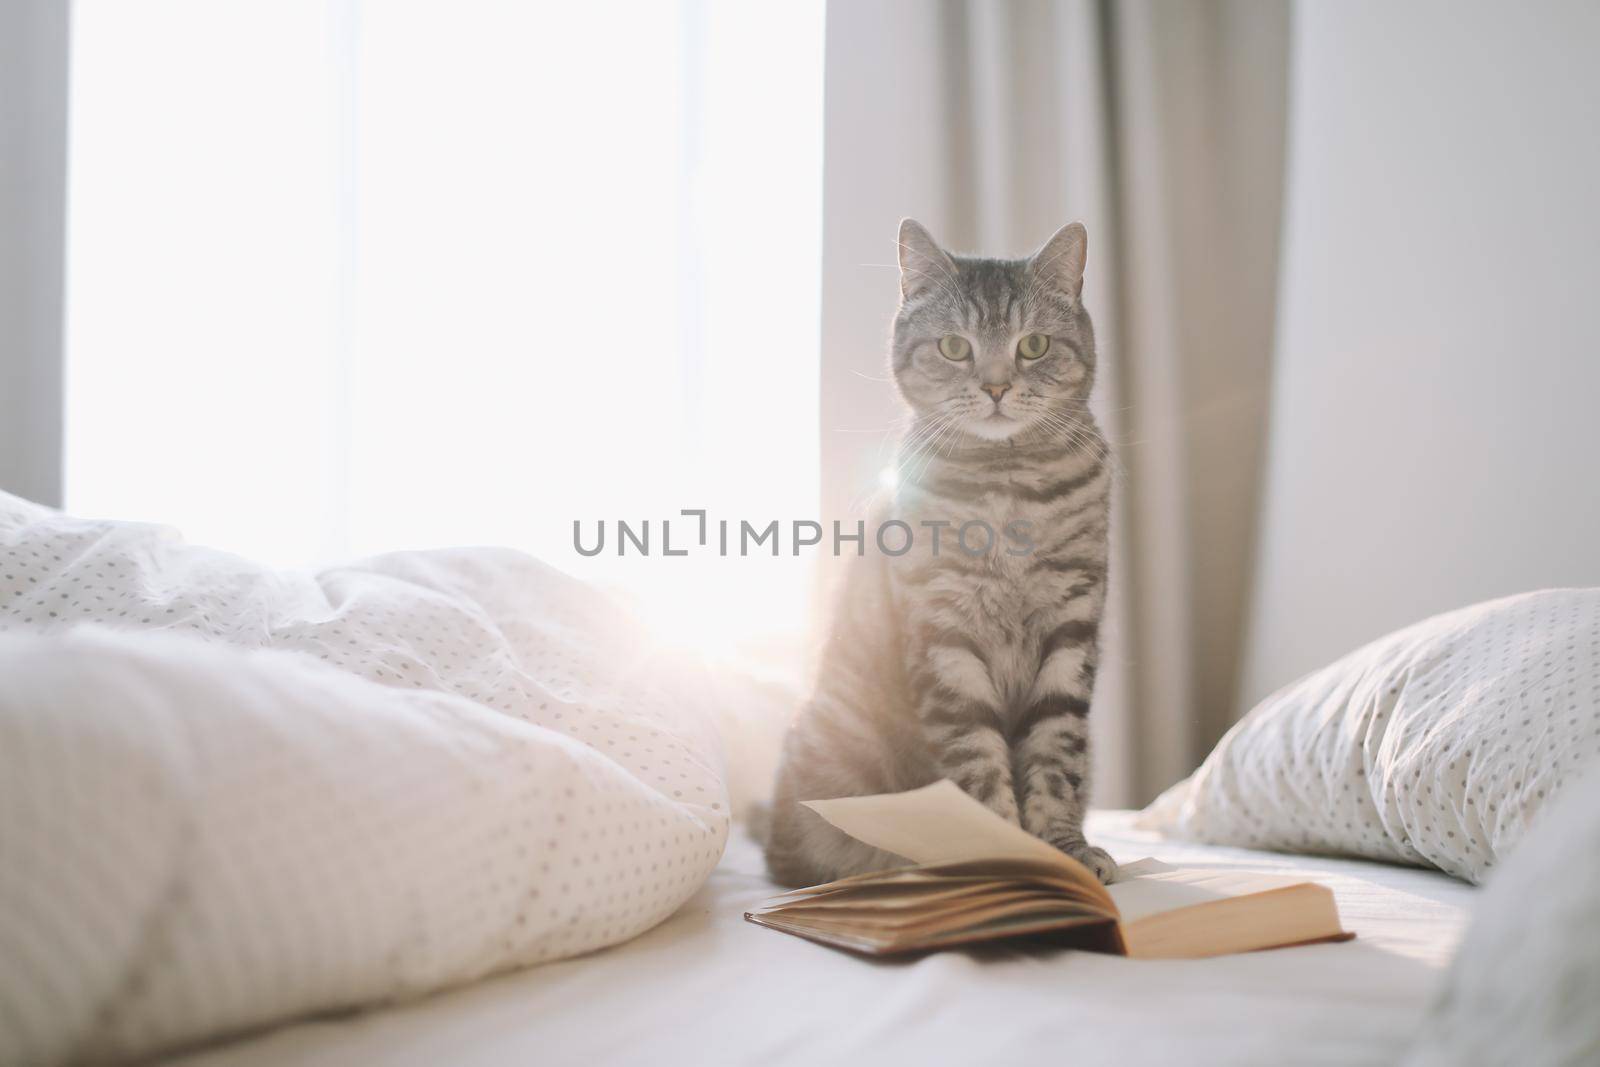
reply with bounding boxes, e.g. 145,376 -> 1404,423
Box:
1014,624 -> 1117,882
910,633 -> 1019,824
1017,724 -> 1115,882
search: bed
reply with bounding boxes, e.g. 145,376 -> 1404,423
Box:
11,492 -> 1563,1066
165,814 -> 1472,1067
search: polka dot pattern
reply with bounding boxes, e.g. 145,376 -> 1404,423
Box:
0,492 -> 729,1065
1142,588 -> 1600,884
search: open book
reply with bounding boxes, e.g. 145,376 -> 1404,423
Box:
746,780 -> 1353,958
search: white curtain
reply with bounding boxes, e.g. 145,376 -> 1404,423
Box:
65,0 -> 825,652
820,0 -> 1291,805
0,1 -> 68,507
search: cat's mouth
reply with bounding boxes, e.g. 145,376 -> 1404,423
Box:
968,410 -> 1022,440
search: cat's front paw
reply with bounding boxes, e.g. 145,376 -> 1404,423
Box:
1056,841 -> 1118,884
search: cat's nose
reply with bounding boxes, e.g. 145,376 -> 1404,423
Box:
981,383 -> 1011,403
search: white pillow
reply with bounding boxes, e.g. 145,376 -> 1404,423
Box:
1141,588 -> 1600,884
1404,766 -> 1600,1066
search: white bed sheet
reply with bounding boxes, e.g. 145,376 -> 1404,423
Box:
167,812 -> 1473,1067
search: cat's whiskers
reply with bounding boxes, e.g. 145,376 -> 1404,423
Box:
893,409 -> 956,471
921,412 -> 966,470
930,412 -> 969,470
900,403 -> 960,451
1045,411 -> 1103,455
1032,409 -> 1129,479
906,405 -> 975,481
1030,407 -> 1099,454
896,410 -> 964,486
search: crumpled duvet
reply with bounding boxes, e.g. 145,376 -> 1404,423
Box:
0,491 -> 729,1065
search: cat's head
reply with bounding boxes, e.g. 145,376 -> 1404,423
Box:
891,219 -> 1096,442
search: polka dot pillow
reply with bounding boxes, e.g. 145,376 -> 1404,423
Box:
1141,588 -> 1600,884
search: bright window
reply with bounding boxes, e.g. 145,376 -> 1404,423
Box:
67,1 -> 825,651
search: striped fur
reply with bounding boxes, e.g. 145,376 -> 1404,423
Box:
766,220 -> 1117,887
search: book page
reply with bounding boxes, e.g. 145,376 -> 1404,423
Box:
1107,867 -> 1309,923
801,780 -> 1077,872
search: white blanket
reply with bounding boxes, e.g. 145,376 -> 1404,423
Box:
0,492 -> 729,1064
169,817 -> 1475,1067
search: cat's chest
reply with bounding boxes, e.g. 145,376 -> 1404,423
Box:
888,487 -> 1087,607
892,464 -> 1099,564
886,455 -> 1109,630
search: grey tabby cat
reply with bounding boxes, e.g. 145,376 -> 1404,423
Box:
765,219 -> 1116,887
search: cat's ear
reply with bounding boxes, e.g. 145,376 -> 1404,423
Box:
1029,222 -> 1088,301
897,218 -> 956,301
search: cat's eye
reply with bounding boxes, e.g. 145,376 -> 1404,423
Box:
938,335 -> 972,361
1017,333 -> 1051,360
